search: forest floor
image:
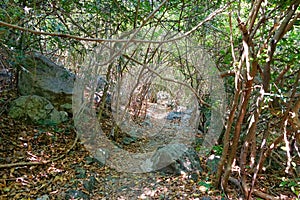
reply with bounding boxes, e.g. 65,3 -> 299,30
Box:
0,90 -> 299,200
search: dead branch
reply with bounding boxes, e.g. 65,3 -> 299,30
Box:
228,177 -> 280,200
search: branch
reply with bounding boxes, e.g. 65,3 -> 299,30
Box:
263,1 -> 300,91
228,177 -> 281,200
0,1 -> 229,44
250,6 -> 279,40
228,11 -> 236,63
273,0 -> 300,44
282,12 -> 300,37
220,70 -> 235,78
248,0 -> 263,32
122,54 -> 210,107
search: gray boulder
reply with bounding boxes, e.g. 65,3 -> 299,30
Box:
36,195 -> 50,200
94,77 -> 111,106
18,53 -> 75,113
0,68 -> 13,92
206,155 -> 220,173
8,95 -> 68,125
142,144 -> 202,179
0,69 -> 12,88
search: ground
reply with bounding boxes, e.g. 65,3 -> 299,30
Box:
0,90 -> 298,200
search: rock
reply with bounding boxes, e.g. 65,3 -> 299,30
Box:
89,75 -> 112,109
0,69 -> 12,90
94,91 -> 111,109
94,148 -> 109,165
157,90 -> 170,100
8,95 -> 68,125
201,197 -> 212,200
95,75 -> 107,91
166,111 -> 183,120
83,176 -> 96,193
206,154 -> 220,173
60,103 -> 72,111
65,190 -> 89,200
75,167 -> 86,178
142,144 -> 202,178
122,136 -> 138,145
141,118 -> 152,127
156,90 -> 171,105
18,53 -> 75,113
36,195 -> 50,200
195,137 -> 204,146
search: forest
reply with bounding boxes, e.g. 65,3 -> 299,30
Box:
0,0 -> 299,199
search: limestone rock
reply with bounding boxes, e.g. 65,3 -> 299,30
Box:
18,53 -> 75,113
9,95 -> 68,125
142,143 -> 202,179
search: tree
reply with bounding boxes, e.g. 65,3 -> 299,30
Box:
214,1 -> 300,199
0,0 -> 299,199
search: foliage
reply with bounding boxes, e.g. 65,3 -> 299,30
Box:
0,0 -> 299,199
280,177 -> 300,198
